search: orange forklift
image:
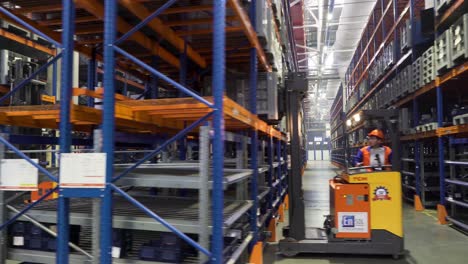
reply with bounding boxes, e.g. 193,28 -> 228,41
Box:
279,109 -> 404,259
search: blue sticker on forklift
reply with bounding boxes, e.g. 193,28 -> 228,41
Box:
373,186 -> 391,201
338,212 -> 368,233
342,215 -> 355,227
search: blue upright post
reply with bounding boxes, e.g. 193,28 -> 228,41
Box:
52,60 -> 57,97
57,1 -> 75,263
101,0 -> 117,262
436,87 -> 446,206
276,138 -> 282,199
248,0 -> 259,246
381,0 -> 385,38
52,59 -> 58,168
413,98 -> 421,197
267,136 -> 273,209
321,142 -> 324,160
178,41 -> 188,160
372,12 -> 377,56
393,0 -> 400,59
150,56 -> 159,99
211,1 -> 226,263
123,73 -> 128,96
87,48 -> 97,107
179,40 -> 188,98
313,142 -> 316,160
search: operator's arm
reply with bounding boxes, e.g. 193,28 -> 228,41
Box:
354,149 -> 364,166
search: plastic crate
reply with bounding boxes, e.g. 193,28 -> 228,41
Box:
384,41 -> 396,70
401,65 -> 413,95
435,29 -> 453,75
451,14 -> 468,64
435,0 -> 452,16
412,57 -> 422,91
112,229 -> 133,258
400,19 -> 412,52
422,46 -> 436,85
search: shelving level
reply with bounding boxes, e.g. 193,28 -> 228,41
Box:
330,84 -> 345,168
0,0 -> 293,263
335,0 -> 468,230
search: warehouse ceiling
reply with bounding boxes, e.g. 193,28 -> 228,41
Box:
292,0 -> 376,124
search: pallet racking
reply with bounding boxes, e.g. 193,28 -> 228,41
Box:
0,0 -> 292,263
331,0 -> 468,231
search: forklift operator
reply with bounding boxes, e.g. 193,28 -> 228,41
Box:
354,129 -> 392,170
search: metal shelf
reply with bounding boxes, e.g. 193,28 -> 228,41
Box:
114,166 -> 252,189
258,187 -> 271,201
272,179 -> 280,188
7,228 -> 201,264
436,0 -> 467,30
257,209 -> 272,229
10,196 -> 252,234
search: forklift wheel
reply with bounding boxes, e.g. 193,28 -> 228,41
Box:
280,238 -> 299,257
281,249 -> 298,257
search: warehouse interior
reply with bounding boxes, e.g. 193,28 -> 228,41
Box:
0,0 -> 467,263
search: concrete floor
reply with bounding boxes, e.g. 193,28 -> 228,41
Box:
265,161 -> 468,264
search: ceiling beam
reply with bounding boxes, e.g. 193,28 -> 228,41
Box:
75,0 -> 180,69
164,16 -> 238,27
75,26 -> 104,35
119,0 -> 207,68
161,5 -> 213,15
14,4 -> 64,13
175,26 -> 243,36
39,16 -> 100,26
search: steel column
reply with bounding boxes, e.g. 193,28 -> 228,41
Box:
413,98 -> 421,196
268,136 -> 274,209
179,40 -> 188,98
211,1 -> 226,263
87,48 -> 97,107
57,1 -> 75,263
178,43 -> 188,160
100,0 -> 117,262
248,0 -> 259,247
381,0 -> 386,39
276,139 -> 282,201
199,125 -> 210,263
0,134 -> 5,264
150,56 -> 159,99
436,87 -> 445,205
52,60 -> 58,97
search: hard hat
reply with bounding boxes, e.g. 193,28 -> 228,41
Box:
368,129 -> 384,139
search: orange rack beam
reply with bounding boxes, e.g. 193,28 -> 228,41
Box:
0,96 -> 285,140
436,125 -> 468,137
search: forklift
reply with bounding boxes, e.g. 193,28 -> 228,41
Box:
279,99 -> 405,259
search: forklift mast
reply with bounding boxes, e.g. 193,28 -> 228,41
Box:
284,73 -> 308,240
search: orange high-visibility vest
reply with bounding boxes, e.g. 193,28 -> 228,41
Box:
360,146 -> 392,169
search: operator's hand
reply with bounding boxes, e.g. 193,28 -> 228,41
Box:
356,162 -> 363,167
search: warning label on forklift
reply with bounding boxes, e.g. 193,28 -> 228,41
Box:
337,212 -> 368,233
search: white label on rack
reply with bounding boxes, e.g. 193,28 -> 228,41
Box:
0,159 -> 38,191
112,247 -> 121,258
60,153 -> 106,188
13,236 -> 24,246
